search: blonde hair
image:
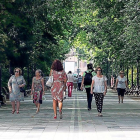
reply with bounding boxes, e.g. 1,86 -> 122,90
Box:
119,71 -> 124,74
14,68 -> 22,75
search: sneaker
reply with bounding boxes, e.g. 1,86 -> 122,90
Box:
88,108 -> 91,111
98,113 -> 103,117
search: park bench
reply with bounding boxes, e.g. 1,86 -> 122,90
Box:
2,87 -> 9,100
125,86 -> 140,96
2,86 -> 31,98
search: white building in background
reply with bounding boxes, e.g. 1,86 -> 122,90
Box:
64,49 -> 87,76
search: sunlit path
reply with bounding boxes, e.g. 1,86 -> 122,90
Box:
0,90 -> 140,140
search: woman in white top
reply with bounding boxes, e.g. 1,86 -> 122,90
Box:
91,66 -> 107,117
67,71 -> 74,97
115,71 -> 128,103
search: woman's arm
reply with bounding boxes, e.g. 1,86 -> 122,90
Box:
31,77 -> 34,95
49,69 -> 52,76
104,80 -> 107,96
19,76 -> 26,87
8,76 -> 13,93
41,78 -> 45,95
91,80 -> 95,94
63,76 -> 67,91
115,79 -> 118,89
80,76 -> 84,90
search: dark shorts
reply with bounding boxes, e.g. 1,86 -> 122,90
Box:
117,88 -> 125,97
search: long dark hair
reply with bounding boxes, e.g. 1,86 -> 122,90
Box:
51,59 -> 63,72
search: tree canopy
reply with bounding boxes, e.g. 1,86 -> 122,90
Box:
0,0 -> 139,87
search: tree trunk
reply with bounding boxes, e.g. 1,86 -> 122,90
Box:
27,66 -> 30,87
9,61 -> 12,76
127,66 -> 129,85
132,66 -> 133,87
137,59 -> 139,87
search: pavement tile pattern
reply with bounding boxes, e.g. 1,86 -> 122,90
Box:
0,89 -> 140,140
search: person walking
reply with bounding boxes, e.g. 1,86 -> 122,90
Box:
50,59 -> 67,119
115,71 -> 128,103
67,71 -> 74,97
81,63 -> 96,111
31,69 -> 44,113
77,75 -> 82,91
91,66 -> 107,117
8,68 -> 26,114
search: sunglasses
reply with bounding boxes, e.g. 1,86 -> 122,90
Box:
120,73 -> 124,74
15,71 -> 19,73
97,70 -> 101,71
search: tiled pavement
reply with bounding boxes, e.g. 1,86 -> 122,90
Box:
0,89 -> 140,140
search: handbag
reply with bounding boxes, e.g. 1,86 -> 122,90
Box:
46,70 -> 53,87
20,87 -> 25,92
15,76 -> 25,92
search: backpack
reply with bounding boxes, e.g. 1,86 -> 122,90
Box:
84,71 -> 93,85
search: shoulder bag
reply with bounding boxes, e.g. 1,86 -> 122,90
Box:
46,70 -> 53,87
15,76 -> 25,92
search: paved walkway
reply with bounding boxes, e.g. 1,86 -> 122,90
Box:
0,90 -> 140,140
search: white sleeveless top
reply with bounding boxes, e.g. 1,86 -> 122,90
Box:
92,75 -> 107,93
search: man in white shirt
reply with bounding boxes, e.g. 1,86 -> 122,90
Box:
67,71 -> 74,97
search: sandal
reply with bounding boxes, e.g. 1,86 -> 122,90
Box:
17,111 -> 20,114
36,109 -> 39,114
54,115 -> 57,119
12,110 -> 15,114
98,113 -> 103,117
59,110 -> 62,119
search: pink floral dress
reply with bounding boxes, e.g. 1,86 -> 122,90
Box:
51,70 -> 67,101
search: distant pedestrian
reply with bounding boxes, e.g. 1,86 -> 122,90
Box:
50,59 -> 67,119
81,63 -> 96,111
115,71 -> 128,103
91,66 -> 107,117
77,75 -> 82,91
67,71 -> 74,97
31,69 -> 44,113
111,75 -> 115,89
8,68 -> 26,114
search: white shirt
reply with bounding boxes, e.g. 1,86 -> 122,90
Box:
67,74 -> 74,83
117,76 -> 127,89
92,75 -> 107,93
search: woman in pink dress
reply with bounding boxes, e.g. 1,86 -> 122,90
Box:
50,59 -> 67,119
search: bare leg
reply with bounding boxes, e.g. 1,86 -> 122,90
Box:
121,96 -> 124,103
35,102 -> 38,107
36,103 -> 40,113
118,96 -> 120,103
58,101 -> 63,119
16,101 -> 20,113
11,101 -> 15,113
53,99 -> 57,117
58,101 -> 63,111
